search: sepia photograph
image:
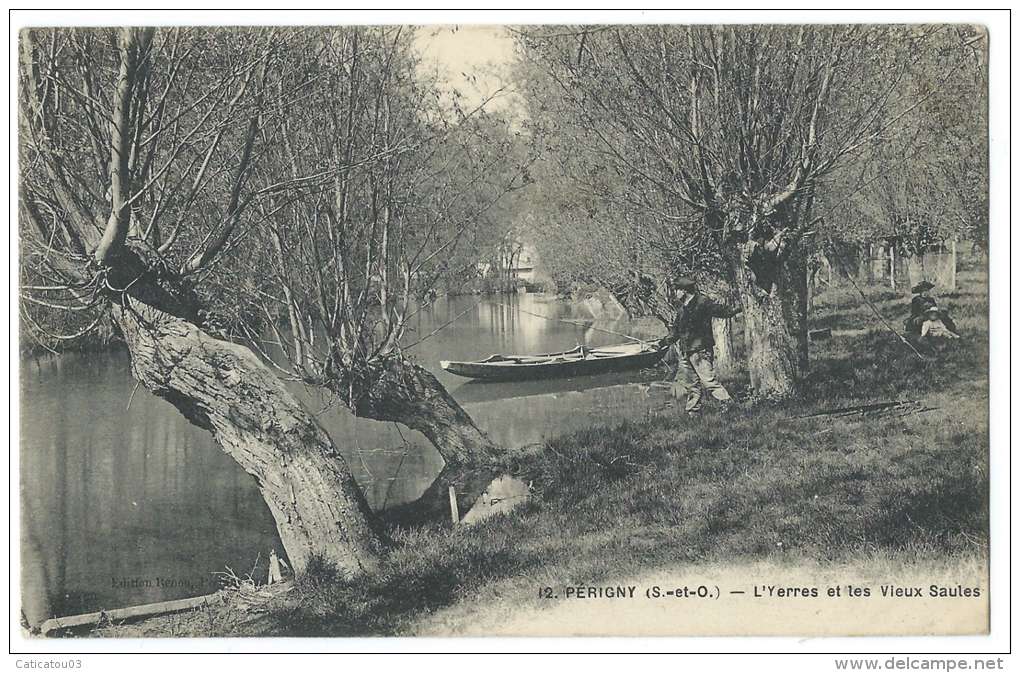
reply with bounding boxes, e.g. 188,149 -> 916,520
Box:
11,9 -> 1003,654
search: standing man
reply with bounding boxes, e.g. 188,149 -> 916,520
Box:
664,277 -> 742,414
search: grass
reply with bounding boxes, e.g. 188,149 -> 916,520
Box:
92,273 -> 989,638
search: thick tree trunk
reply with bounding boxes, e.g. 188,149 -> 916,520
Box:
733,241 -> 808,398
858,245 -> 874,285
948,240 -> 957,291
712,317 -> 737,375
789,253 -> 810,371
105,249 -> 384,576
338,354 -> 501,467
871,243 -> 888,284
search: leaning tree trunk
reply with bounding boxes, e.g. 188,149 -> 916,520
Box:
733,240 -> 809,398
104,245 -> 383,576
336,354 -> 501,467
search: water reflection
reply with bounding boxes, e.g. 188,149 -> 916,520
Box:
19,294 -> 669,624
20,354 -> 278,626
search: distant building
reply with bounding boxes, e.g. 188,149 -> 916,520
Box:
476,241 -> 551,289
513,244 -> 538,282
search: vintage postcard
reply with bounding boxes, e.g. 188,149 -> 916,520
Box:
13,11 -> 1002,654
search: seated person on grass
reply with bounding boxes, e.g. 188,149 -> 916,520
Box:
905,280 -> 959,340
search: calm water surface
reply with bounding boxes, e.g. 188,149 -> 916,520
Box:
20,294 -> 669,624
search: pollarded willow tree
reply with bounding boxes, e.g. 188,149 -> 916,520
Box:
19,26 -> 526,574
19,26 -> 385,575
516,24 -> 985,396
245,27 -> 531,465
832,30 -> 988,277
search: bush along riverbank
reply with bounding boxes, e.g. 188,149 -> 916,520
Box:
84,277 -> 988,638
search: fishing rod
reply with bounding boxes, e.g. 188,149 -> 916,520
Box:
484,299 -> 656,345
823,236 -> 928,362
402,297 -> 486,350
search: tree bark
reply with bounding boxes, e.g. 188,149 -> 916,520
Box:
871,243 -> 888,284
949,240 -> 957,291
888,245 -> 897,291
22,28 -> 385,579
732,240 -> 807,398
335,354 -> 501,468
868,243 -> 883,284
712,317 -> 737,375
105,245 -> 384,576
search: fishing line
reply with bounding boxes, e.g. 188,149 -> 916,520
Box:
401,297 -> 485,350
483,299 -> 653,345
823,236 -> 927,361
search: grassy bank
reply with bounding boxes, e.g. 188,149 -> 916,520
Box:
92,275 -> 988,638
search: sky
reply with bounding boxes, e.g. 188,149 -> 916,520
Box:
413,25 -> 519,116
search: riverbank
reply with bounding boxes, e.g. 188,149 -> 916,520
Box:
79,274 -> 988,638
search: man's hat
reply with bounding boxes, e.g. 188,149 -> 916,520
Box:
911,280 -> 935,294
669,276 -> 697,291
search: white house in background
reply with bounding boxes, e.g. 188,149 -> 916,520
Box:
513,244 -> 538,283
476,242 -> 543,284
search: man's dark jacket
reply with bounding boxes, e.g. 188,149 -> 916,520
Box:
910,294 -> 937,318
667,293 -> 740,355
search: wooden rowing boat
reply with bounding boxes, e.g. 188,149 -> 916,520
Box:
440,341 -> 668,382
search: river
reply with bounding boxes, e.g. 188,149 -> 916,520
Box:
19,293 -> 669,625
